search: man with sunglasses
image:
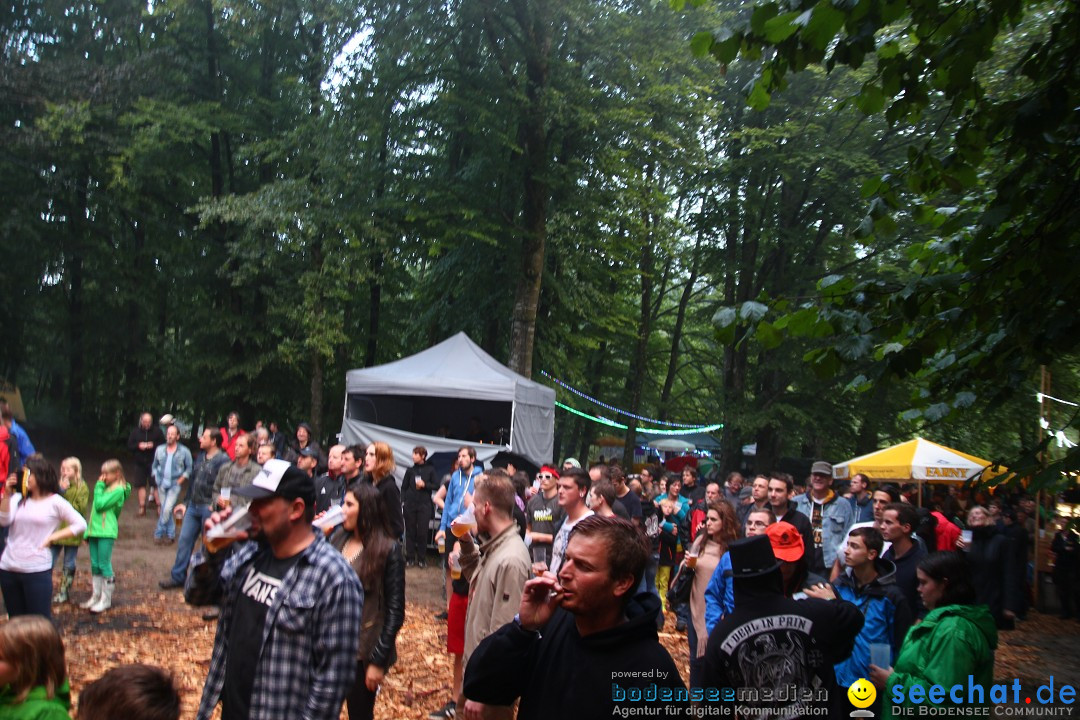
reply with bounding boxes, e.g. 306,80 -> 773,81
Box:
525,465 -> 564,567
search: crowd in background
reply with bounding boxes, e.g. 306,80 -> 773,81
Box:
0,400 -> 1077,719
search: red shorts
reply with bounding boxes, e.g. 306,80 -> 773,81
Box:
447,592 -> 468,655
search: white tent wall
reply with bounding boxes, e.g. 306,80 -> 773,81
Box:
342,333 -> 555,468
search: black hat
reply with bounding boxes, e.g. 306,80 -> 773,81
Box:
728,535 -> 781,578
233,459 -> 316,507
298,446 -> 318,458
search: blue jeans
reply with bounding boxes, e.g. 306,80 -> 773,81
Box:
51,545 -> 79,573
155,484 -> 183,539
0,569 -> 53,619
170,503 -> 213,583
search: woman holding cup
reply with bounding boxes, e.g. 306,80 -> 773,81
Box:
328,481 -> 405,720
686,500 -> 738,689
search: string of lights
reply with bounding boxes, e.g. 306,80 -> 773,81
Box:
1036,393 -> 1078,448
555,401 -> 723,435
540,370 -> 710,428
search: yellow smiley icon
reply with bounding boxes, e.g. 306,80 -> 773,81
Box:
848,678 -> 877,709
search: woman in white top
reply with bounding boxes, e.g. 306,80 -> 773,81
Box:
0,457 -> 87,618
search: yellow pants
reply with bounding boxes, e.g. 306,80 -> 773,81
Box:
656,565 -> 672,613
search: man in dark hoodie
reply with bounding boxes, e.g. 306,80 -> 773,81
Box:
703,534 -> 863,719
806,526 -> 913,711
463,515 -> 685,719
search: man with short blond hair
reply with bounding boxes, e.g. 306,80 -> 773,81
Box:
457,469 -> 531,719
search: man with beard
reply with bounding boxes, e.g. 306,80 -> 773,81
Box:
194,460 -> 363,720
159,427 -> 231,589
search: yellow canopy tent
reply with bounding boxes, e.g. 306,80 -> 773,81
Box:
832,437 -> 1004,485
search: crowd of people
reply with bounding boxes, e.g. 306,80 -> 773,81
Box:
0,401 -> 1074,719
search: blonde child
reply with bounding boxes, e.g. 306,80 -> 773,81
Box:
81,459 -> 130,614
51,457 -> 89,604
0,615 -> 71,719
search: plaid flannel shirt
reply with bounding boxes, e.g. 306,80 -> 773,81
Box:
196,531 -> 364,720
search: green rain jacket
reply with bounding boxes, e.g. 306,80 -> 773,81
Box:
884,603 -> 998,718
0,681 -> 72,720
54,478 -> 89,547
86,480 -> 131,539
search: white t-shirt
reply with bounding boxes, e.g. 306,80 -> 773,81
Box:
0,494 -> 87,573
549,509 -> 595,576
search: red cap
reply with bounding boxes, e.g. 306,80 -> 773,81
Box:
766,521 -> 805,562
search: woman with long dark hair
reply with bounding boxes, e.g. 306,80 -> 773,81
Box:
0,458 -> 86,619
687,500 -> 738,689
871,551 -> 997,718
329,481 -> 406,720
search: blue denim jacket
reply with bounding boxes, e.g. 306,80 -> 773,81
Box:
152,443 -> 193,489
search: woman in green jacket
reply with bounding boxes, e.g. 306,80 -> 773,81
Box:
80,459 -> 130,614
0,615 -> 71,720
870,551 -> 998,719
50,457 -> 88,604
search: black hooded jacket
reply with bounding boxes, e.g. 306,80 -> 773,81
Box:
464,592 -> 686,719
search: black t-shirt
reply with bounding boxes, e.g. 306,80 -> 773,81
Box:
222,550 -> 303,720
616,487 -> 643,521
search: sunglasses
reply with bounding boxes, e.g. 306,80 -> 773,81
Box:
537,473 -> 553,479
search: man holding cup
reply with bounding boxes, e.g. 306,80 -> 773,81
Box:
455,469 -> 530,720
805,526 -> 913,712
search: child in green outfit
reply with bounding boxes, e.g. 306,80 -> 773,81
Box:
0,615 -> 71,720
81,458 -> 130,614
51,456 -> 89,604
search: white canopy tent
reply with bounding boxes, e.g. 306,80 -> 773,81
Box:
340,333 -> 555,475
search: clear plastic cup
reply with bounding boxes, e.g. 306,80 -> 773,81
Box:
313,504 -> 346,535
451,506 -> 476,538
204,507 -> 252,552
450,553 -> 462,580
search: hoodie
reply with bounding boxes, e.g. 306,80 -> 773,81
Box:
884,603 -> 997,719
465,592 -> 686,719
832,557 -> 915,687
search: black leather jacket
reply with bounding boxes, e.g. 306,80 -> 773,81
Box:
330,529 -> 406,668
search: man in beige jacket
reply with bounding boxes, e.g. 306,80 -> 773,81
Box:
456,468 -> 531,719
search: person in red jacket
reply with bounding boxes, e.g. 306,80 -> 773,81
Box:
219,412 -> 245,461
932,509 -> 961,551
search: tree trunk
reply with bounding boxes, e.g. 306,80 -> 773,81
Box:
658,232 -> 703,420
623,230 -> 655,468
505,0 -> 551,378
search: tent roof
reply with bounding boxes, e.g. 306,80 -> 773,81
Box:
345,332 -> 554,407
833,437 -> 1000,483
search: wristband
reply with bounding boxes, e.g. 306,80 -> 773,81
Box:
513,613 -> 542,637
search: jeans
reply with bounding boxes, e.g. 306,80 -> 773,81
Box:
51,545 -> 79,573
170,503 -> 213,583
155,484 -> 183,539
0,568 -> 53,619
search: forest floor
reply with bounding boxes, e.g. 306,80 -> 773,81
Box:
22,429 -> 1080,718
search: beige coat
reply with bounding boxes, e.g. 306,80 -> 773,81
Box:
459,522 -> 531,666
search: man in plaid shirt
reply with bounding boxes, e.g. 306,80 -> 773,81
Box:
195,459 -> 364,720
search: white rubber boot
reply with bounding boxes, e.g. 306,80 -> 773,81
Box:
89,577 -> 114,613
80,575 -> 102,609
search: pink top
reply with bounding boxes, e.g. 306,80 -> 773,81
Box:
0,493 -> 87,573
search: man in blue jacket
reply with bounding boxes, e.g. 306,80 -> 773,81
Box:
805,525 -> 913,709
